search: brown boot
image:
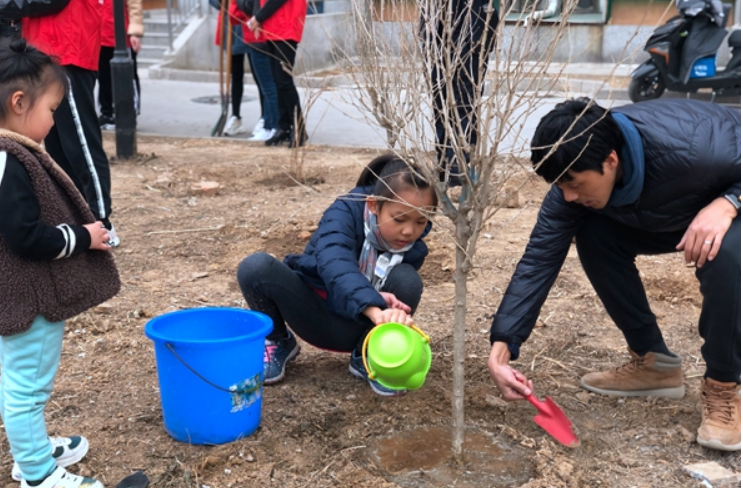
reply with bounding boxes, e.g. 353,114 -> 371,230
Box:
580,350 -> 684,398
697,378 -> 741,451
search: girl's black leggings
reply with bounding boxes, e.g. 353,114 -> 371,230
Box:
237,252 -> 424,353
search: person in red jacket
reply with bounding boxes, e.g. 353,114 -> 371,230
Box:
22,0 -> 122,247
98,0 -> 144,130
238,0 -> 307,147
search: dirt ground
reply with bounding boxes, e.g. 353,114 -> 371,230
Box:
1,134 -> 738,488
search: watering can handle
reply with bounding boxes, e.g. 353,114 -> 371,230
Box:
361,322 -> 430,379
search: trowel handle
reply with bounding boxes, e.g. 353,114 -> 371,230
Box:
524,393 -> 549,415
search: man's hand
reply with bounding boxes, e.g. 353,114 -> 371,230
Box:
362,306 -> 413,326
676,197 -> 737,268
488,341 -> 533,401
379,292 -> 412,313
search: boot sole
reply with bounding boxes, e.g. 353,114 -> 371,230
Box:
696,436 -> 741,451
263,344 -> 300,386
580,379 -> 685,399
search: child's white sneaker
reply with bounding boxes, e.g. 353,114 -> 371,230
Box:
223,116 -> 246,136
12,436 -> 90,481
20,466 -> 103,488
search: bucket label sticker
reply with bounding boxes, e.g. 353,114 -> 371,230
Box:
229,374 -> 262,413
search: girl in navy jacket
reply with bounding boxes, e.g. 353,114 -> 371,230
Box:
237,154 -> 437,396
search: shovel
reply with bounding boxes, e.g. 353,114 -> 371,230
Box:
524,393 -> 580,448
211,0 -> 232,137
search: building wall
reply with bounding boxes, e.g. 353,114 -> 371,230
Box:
161,11 -> 354,73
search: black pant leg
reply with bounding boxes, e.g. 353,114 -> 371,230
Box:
575,214 -> 684,353
430,2 -> 498,175
45,66 -> 112,221
98,46 -> 115,118
268,40 -> 301,132
132,48 -> 141,114
696,217 -> 741,381
237,252 -> 370,351
230,53 -> 244,118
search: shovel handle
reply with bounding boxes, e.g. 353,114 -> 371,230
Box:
523,393 -> 550,415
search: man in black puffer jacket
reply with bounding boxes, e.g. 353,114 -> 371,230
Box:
487,98 -> 740,452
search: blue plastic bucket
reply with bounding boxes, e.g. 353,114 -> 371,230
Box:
145,308 -> 272,445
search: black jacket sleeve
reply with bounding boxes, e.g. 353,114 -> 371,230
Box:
253,0 -> 289,24
0,0 -> 71,20
0,153 -> 91,260
489,186 -> 588,357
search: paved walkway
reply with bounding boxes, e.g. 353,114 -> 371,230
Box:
133,64 -> 736,148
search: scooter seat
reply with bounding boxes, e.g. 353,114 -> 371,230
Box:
728,30 -> 740,49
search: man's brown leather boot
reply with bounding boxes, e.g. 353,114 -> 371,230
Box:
580,349 -> 684,399
697,378 -> 741,451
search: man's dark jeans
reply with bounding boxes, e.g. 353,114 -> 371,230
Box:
576,214 -> 741,382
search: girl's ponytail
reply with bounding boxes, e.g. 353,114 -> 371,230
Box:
0,38 -> 67,121
356,154 -> 438,209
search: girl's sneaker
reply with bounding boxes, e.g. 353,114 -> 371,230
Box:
349,350 -> 407,397
251,118 -> 264,135
223,116 -> 246,136
21,466 -> 103,488
263,331 -> 300,385
12,436 -> 89,481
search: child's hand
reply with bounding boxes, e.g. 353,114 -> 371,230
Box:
85,221 -> 111,251
379,292 -> 412,313
363,306 -> 414,326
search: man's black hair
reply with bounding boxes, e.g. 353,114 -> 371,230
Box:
530,98 -> 624,183
356,153 -> 438,209
0,38 -> 68,122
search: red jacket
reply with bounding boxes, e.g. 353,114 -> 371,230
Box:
214,0 -> 261,46
22,0 -> 103,71
256,0 -> 306,43
101,0 -> 128,48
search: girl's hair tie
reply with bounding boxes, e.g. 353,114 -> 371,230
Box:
9,38 -> 27,54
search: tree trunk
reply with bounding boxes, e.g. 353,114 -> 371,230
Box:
451,223 -> 470,463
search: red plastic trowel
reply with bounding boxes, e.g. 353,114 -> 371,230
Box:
524,393 -> 580,448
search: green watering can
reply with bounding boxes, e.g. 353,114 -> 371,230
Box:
362,322 -> 432,391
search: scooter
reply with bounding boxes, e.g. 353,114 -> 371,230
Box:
629,0 -> 740,102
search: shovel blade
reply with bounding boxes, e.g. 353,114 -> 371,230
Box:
531,396 -> 580,448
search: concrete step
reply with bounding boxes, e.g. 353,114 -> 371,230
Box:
142,31 -> 172,47
139,45 -> 169,59
137,57 -> 165,68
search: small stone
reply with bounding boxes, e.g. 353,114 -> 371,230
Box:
683,461 -> 740,485
676,425 -> 696,443
191,181 -> 220,196
575,391 -> 592,403
95,303 -> 115,314
246,454 -> 255,462
556,461 -> 574,479
298,230 -> 312,240
485,394 -> 509,408
495,188 -> 520,208
192,271 -> 209,281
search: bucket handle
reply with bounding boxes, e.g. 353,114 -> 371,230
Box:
361,323 -> 430,380
165,343 -> 259,395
